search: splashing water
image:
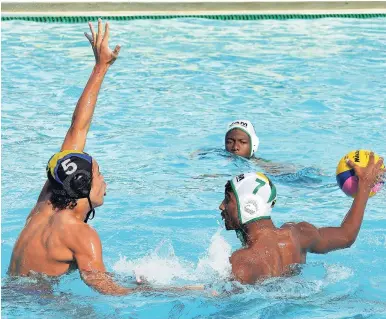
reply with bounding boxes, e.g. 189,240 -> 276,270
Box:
113,230 -> 232,285
196,230 -> 232,280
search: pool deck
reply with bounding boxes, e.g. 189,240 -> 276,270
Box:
2,0 -> 386,16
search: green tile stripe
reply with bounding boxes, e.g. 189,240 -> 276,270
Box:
2,14 -> 386,22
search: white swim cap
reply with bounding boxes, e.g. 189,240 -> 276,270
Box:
230,172 -> 277,225
226,120 -> 259,157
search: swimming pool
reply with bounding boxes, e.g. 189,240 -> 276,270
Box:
2,17 -> 386,318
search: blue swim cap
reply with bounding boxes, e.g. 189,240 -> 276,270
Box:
47,150 -> 93,199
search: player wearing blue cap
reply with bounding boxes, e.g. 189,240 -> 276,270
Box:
9,20 -> 203,296
8,20 -> 130,295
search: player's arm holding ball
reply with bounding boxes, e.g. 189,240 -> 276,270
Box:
297,151 -> 385,254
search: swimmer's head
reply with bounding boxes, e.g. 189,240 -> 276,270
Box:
219,172 -> 276,231
47,150 -> 106,221
225,120 -> 259,158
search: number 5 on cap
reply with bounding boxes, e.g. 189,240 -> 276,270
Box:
61,159 -> 78,175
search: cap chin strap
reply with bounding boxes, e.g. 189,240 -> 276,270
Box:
84,196 -> 95,223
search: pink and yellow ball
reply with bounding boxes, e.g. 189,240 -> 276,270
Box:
336,150 -> 384,198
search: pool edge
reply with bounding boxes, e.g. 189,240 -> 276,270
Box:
2,1 -> 386,16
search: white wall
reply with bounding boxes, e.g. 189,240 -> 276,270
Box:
3,0 -> 385,3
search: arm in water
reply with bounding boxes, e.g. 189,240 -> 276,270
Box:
68,225 -> 131,295
296,152 -> 385,253
67,223 -> 204,296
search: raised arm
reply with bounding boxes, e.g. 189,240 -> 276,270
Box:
297,152 -> 384,254
61,19 -> 120,152
33,20 -> 120,208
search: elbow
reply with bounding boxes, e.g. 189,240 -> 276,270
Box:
342,234 -> 357,249
340,226 -> 358,249
69,124 -> 88,134
344,238 -> 356,248
69,114 -> 89,133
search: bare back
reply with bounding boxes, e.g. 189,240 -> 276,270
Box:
8,196 -> 82,277
7,20 -> 133,296
230,224 -> 305,283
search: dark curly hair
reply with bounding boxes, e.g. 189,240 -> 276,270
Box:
48,172 -> 93,210
225,180 -> 233,193
49,188 -> 79,210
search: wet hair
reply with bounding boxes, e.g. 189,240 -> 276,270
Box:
46,151 -> 94,211
49,172 -> 93,210
49,189 -> 78,210
225,181 -> 233,193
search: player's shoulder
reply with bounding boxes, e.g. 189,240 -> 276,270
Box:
230,247 -> 250,261
281,222 -> 319,239
281,221 -> 316,230
58,214 -> 98,241
230,246 -> 259,268
230,247 -> 265,284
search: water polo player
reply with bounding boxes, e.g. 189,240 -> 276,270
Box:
225,120 -> 295,175
225,120 -> 259,158
8,20 -> 132,295
46,150 -> 100,223
220,153 -> 384,284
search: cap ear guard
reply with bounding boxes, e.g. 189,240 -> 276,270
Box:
70,171 -> 92,198
46,151 -> 93,199
250,132 -> 259,157
231,172 -> 276,225
46,151 -> 96,223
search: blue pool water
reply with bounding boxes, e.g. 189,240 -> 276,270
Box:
2,18 -> 386,318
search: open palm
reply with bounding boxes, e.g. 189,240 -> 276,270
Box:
85,19 -> 120,66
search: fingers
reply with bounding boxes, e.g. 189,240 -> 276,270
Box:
108,45 -> 121,65
113,44 -> 121,57
135,275 -> 146,284
374,168 -> 385,186
345,158 -> 357,169
368,151 -> 375,166
102,21 -> 109,47
114,44 -> 120,54
97,18 -> 103,47
88,21 -> 96,45
87,19 -> 120,66
375,157 -> 384,170
84,32 -> 93,45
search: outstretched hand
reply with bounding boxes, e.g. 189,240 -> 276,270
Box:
85,19 -> 120,66
134,274 -> 206,292
346,152 -> 385,190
